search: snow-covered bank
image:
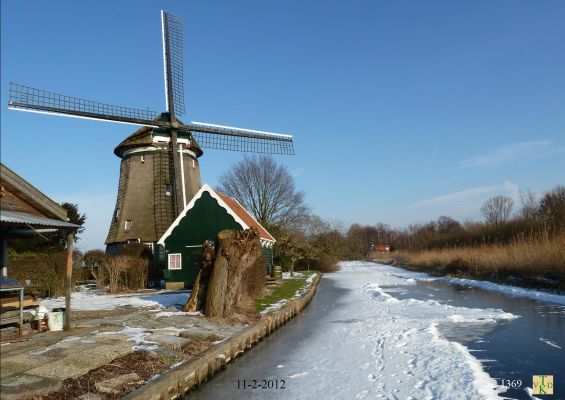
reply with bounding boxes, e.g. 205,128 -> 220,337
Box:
40,289 -> 189,311
359,260 -> 565,305
259,272 -> 318,315
427,275 -> 565,306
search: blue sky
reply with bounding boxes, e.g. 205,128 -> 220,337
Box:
2,0 -> 564,250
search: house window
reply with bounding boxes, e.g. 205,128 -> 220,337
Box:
144,242 -> 154,253
165,184 -> 172,196
168,253 -> 182,270
124,220 -> 133,231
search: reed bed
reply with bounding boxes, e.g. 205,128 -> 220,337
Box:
382,233 -> 565,286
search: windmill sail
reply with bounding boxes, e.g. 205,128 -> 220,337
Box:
8,83 -> 159,127
161,11 -> 185,119
7,9 -> 296,267
181,121 -> 295,155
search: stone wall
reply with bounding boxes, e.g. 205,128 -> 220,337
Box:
123,272 -> 321,400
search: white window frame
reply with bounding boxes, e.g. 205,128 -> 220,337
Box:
124,220 -> 133,231
168,253 -> 182,270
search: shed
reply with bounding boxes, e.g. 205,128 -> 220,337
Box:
0,163 -> 79,330
156,184 -> 275,289
0,164 -> 79,276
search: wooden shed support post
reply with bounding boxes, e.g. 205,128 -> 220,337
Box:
64,231 -> 74,331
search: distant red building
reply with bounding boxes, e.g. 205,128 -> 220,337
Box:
374,244 -> 391,253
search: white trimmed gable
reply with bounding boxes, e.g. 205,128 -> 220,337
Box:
157,183 -> 275,246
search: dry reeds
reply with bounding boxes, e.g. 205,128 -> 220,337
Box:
388,232 -> 565,283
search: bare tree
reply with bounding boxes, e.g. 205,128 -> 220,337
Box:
539,185 -> 565,232
218,156 -> 309,229
519,190 -> 539,221
481,196 -> 514,226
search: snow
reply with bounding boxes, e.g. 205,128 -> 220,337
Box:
270,261 -> 519,399
260,299 -> 288,315
282,271 -> 303,279
259,272 -> 317,315
423,276 -> 565,306
366,260 -> 565,305
154,310 -> 202,318
98,326 -> 159,351
539,337 -> 562,349
525,386 -> 543,400
40,290 -> 190,311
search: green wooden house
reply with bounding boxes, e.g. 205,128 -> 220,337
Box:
156,184 -> 275,289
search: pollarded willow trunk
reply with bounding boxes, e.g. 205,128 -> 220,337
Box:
204,228 -> 267,318
184,240 -> 216,312
184,228 -> 267,319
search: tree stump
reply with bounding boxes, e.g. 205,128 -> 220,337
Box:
184,228 -> 267,320
183,240 -> 215,312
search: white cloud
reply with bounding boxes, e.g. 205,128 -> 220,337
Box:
460,141 -> 554,169
404,181 -> 521,221
406,185 -> 500,210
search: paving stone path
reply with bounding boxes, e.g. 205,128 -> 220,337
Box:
0,306 -> 245,399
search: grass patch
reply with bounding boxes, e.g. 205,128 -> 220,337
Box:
255,272 -> 314,313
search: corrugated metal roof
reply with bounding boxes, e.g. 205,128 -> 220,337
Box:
1,163 -> 68,221
0,210 -> 80,229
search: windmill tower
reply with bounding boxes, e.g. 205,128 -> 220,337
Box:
8,11 -> 294,253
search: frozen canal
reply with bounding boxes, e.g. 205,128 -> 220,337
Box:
189,262 -> 565,400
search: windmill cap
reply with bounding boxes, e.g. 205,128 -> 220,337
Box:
114,115 -> 203,158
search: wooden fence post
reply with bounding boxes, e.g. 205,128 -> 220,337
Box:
64,231 -> 74,331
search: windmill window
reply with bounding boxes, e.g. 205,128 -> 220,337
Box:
165,184 -> 172,196
144,242 -> 154,253
124,220 -> 133,231
114,207 -> 120,221
140,155 -> 145,163
168,253 -> 182,270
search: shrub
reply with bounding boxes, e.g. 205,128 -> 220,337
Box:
8,251 -> 80,298
103,255 -> 149,293
294,253 -> 340,273
83,249 -> 108,288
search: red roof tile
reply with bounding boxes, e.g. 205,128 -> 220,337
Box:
216,192 -> 275,242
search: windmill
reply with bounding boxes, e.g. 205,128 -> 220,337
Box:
8,10 -> 294,253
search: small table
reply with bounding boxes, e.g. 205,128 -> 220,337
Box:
0,277 -> 25,335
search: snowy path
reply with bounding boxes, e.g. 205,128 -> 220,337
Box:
189,261 -> 564,400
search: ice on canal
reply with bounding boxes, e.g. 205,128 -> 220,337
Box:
190,261 -> 565,400
281,261 -> 520,400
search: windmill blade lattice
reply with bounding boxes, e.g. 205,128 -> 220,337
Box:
180,122 -> 294,155
161,11 -> 186,118
8,83 -> 159,126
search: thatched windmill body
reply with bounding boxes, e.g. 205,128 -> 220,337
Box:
8,11 -> 294,253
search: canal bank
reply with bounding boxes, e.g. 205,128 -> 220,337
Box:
123,272 -> 322,400
188,262 -> 564,400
